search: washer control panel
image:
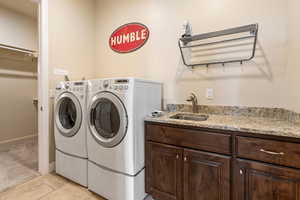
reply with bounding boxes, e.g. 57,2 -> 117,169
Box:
56,81 -> 86,94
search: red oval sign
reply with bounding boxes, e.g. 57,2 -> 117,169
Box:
109,23 -> 149,53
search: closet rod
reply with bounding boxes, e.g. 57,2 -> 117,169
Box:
0,69 -> 37,78
0,43 -> 37,56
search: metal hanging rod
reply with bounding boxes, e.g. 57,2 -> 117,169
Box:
178,24 -> 259,68
0,43 -> 37,56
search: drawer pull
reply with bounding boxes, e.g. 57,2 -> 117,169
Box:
176,154 -> 179,159
184,156 -> 187,162
260,149 -> 284,156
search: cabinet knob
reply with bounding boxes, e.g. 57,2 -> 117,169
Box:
240,170 -> 243,175
176,154 -> 179,159
184,156 -> 187,162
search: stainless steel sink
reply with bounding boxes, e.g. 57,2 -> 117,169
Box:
169,113 -> 209,121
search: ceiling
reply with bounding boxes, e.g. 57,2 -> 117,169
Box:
0,0 -> 38,18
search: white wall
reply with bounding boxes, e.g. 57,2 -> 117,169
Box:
0,6 -> 38,50
286,0 -> 300,112
95,0 -> 288,108
0,75 -> 37,143
49,0 -> 97,84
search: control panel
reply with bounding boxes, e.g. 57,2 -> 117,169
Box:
112,79 -> 129,91
113,84 -> 129,90
94,79 -> 130,92
55,81 -> 86,93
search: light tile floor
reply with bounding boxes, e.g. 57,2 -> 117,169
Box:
0,173 -> 106,200
0,138 -> 154,199
0,173 -> 157,200
0,138 -> 40,192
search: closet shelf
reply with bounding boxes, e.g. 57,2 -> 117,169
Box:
0,43 -> 37,57
178,24 -> 259,68
0,43 -> 38,77
0,43 -> 38,63
0,69 -> 37,78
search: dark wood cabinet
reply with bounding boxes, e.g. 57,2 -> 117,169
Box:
145,122 -> 300,200
183,149 -> 230,200
146,124 -> 231,155
236,136 -> 300,169
235,159 -> 300,200
146,142 -> 183,200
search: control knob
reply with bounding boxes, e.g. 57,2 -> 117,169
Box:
103,80 -> 109,89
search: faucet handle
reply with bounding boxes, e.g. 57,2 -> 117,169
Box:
187,93 -> 196,101
186,93 -> 198,105
190,93 -> 197,99
186,97 -> 192,102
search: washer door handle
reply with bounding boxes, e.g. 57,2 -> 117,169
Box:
90,108 -> 95,125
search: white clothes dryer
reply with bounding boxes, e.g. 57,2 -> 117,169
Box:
54,81 -> 88,187
87,78 -> 162,200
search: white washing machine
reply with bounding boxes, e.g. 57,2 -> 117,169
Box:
54,81 -> 88,187
87,78 -> 162,200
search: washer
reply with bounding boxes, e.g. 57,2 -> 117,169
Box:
54,81 -> 88,187
87,78 -> 162,200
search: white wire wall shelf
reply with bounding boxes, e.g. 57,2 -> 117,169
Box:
178,24 -> 259,68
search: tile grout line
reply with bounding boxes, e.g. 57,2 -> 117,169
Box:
36,184 -> 66,200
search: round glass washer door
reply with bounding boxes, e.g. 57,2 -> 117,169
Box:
55,92 -> 82,137
88,92 -> 128,148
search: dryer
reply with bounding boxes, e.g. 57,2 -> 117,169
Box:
87,78 -> 162,200
54,81 -> 88,187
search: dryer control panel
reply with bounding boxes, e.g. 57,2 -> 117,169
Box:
89,79 -> 130,93
112,79 -> 129,91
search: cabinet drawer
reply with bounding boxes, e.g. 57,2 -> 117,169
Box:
237,136 -> 300,169
146,124 -> 231,154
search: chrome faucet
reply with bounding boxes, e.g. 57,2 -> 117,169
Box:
186,93 -> 198,113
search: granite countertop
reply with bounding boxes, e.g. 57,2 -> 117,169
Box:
145,105 -> 300,139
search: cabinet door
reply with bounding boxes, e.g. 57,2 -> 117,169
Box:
183,149 -> 231,200
235,159 -> 300,200
146,142 -> 183,200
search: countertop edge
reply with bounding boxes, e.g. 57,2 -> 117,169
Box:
144,115 -> 300,141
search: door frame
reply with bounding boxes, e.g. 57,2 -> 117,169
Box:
37,0 -> 50,175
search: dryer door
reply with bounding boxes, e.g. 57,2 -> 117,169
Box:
55,92 -> 82,137
88,92 -> 128,148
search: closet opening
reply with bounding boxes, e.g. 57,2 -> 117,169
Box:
0,0 -> 40,192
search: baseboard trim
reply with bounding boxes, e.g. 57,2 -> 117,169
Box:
0,134 -> 37,145
0,134 -> 38,152
49,162 -> 56,172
